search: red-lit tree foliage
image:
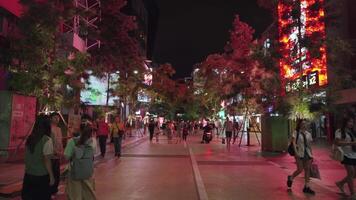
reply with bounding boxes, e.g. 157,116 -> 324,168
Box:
89,0 -> 146,109
8,0 -> 88,110
91,0 -> 142,75
148,63 -> 179,118
196,15 -> 272,116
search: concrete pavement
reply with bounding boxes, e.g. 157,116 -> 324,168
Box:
0,134 -> 147,198
2,132 -> 349,200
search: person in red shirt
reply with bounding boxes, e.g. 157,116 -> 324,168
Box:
96,116 -> 110,157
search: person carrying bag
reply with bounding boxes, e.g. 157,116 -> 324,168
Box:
334,117 -> 356,198
111,116 -> 125,158
286,119 -> 315,195
64,124 -> 96,200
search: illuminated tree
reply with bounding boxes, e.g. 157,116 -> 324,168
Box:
8,0 -> 89,110
90,0 -> 142,75
197,15 -> 269,118
89,0 -> 148,111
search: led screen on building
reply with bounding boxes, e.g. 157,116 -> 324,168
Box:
80,73 -> 120,106
278,0 -> 327,93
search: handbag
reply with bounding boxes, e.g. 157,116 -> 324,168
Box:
331,144 -> 344,161
287,143 -> 295,156
310,163 -> 321,179
287,132 -> 301,156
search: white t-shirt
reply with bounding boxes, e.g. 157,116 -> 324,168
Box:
335,129 -> 356,159
292,130 -> 313,158
43,138 -> 54,156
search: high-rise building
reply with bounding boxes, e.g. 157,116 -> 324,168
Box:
260,0 -> 356,141
124,0 -> 159,61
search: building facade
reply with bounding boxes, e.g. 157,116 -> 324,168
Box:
124,0 -> 159,61
260,0 -> 356,141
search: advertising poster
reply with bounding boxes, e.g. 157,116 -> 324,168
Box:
9,94 -> 36,149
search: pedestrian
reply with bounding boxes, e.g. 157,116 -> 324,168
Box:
111,116 -> 125,157
155,122 -> 160,143
176,120 -> 184,143
194,122 -> 199,134
224,117 -> 234,150
233,119 -> 239,144
22,115 -> 55,200
49,112 -> 63,196
190,121 -> 194,135
148,119 -> 156,142
287,119 -> 315,195
335,117 -> 356,198
96,116 -> 110,157
137,120 -> 144,137
65,123 -> 96,200
126,118 -> 133,138
183,123 -> 189,142
215,120 -> 220,137
167,121 -> 173,144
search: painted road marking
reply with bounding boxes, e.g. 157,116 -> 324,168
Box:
189,147 -> 209,200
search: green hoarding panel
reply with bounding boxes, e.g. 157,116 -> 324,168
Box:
262,116 -> 289,152
0,91 -> 12,150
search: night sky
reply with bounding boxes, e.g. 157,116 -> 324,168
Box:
153,0 -> 273,78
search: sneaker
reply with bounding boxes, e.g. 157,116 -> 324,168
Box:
287,176 -> 293,188
303,187 -> 315,195
335,181 -> 345,194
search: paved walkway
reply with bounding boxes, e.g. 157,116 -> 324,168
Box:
1,132 -> 350,200
0,134 -> 147,198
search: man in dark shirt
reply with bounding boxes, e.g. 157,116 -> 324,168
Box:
148,119 -> 156,142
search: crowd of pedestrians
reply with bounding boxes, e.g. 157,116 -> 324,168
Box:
18,114 -> 245,200
20,110 -> 356,199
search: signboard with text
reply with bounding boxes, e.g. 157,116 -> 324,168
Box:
285,71 -> 319,93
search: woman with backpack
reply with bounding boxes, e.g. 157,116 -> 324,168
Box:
64,123 -> 97,200
335,117 -> 356,199
22,115 -> 55,200
287,119 -> 315,195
